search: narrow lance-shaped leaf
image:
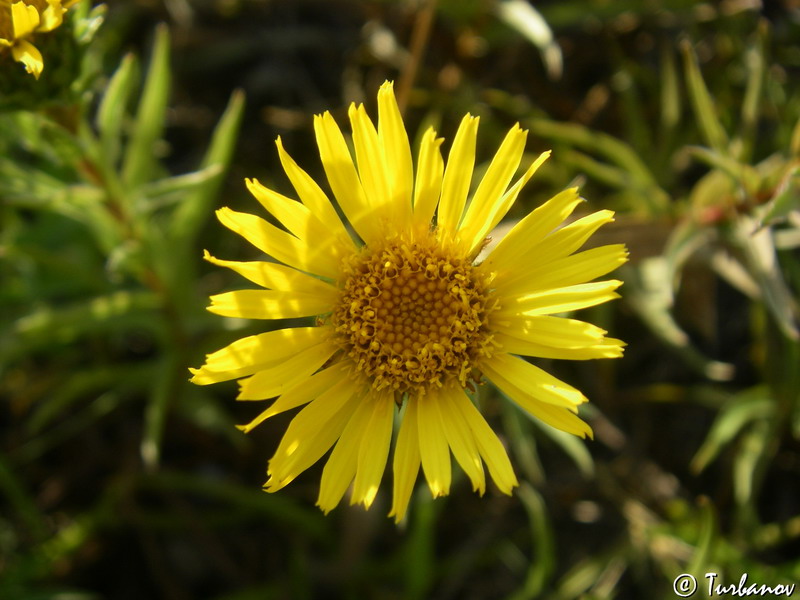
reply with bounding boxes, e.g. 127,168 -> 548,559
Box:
757,165 -> 800,226
733,419 -> 772,509
528,119 -> 670,216
170,88 -> 245,249
690,387 -> 773,474
141,350 -> 179,469
687,146 -> 761,196
96,53 -> 139,169
514,401 -> 594,478
495,0 -> 562,79
122,24 -> 171,191
139,164 -> 223,214
3,291 -> 162,363
681,39 -> 729,155
659,42 -> 680,131
622,261 -> 735,381
510,483 -> 556,600
738,23 -> 767,162
729,217 -> 800,340
790,114 -> 800,158
686,500 -> 717,576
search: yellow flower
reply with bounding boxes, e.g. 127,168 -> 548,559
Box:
191,81 -> 627,521
0,0 -> 74,79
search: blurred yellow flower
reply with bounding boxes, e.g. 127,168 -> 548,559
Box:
0,0 -> 75,79
191,81 -> 627,521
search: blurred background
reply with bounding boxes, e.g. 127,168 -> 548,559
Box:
2,0 -> 800,598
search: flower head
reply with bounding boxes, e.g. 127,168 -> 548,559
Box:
191,81 -> 627,521
1,0 -> 75,79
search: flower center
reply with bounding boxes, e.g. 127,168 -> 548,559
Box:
332,233 -> 497,396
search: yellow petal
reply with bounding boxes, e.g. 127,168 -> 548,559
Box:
313,112 -> 378,244
458,125 -> 529,252
266,378 -> 360,491
438,388 -> 485,494
11,2 -> 41,38
216,207 -> 342,279
412,127 -> 444,228
498,244 -> 628,297
189,326 -> 327,385
237,362 -> 349,433
437,114 -> 479,234
496,280 -> 623,316
493,328 -> 625,360
207,289 -> 334,320
416,396 -> 451,497
245,178 -> 341,248
317,394 -> 374,513
352,392 -> 395,508
39,0 -> 66,32
482,187 -> 582,274
275,137 -> 352,244
349,102 -> 391,214
497,315 -> 608,347
389,400 -> 422,522
378,81 -> 414,226
203,251 -> 336,294
237,341 -> 338,400
481,353 -> 587,410
541,209 -> 616,259
451,392 -> 518,494
11,39 -> 43,79
484,358 -> 594,438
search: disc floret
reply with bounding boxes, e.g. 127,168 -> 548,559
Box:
332,233 -> 497,396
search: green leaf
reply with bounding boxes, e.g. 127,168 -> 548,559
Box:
690,386 -> 773,474
738,24 -> 767,162
170,89 -> 245,249
502,401 -> 544,484
0,454 -> 47,542
3,291 -> 162,362
176,389 -> 248,449
661,219 -> 713,285
733,418 -> 771,508
507,483 -> 556,600
687,499 -> 717,576
96,53 -> 139,169
790,114 -> 800,158
495,0 -> 562,79
622,261 -> 735,381
532,412 -> 594,478
12,391 -> 131,465
726,217 -> 799,340
660,42 -> 681,131
757,165 -> 800,226
528,118 -> 670,215
404,489 -> 439,600
139,470 -> 330,542
687,146 -> 761,195
121,24 -> 171,190
26,363 -> 154,434
681,39 -> 729,155
72,0 -> 106,44
141,351 -> 179,469
139,163 -> 224,213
